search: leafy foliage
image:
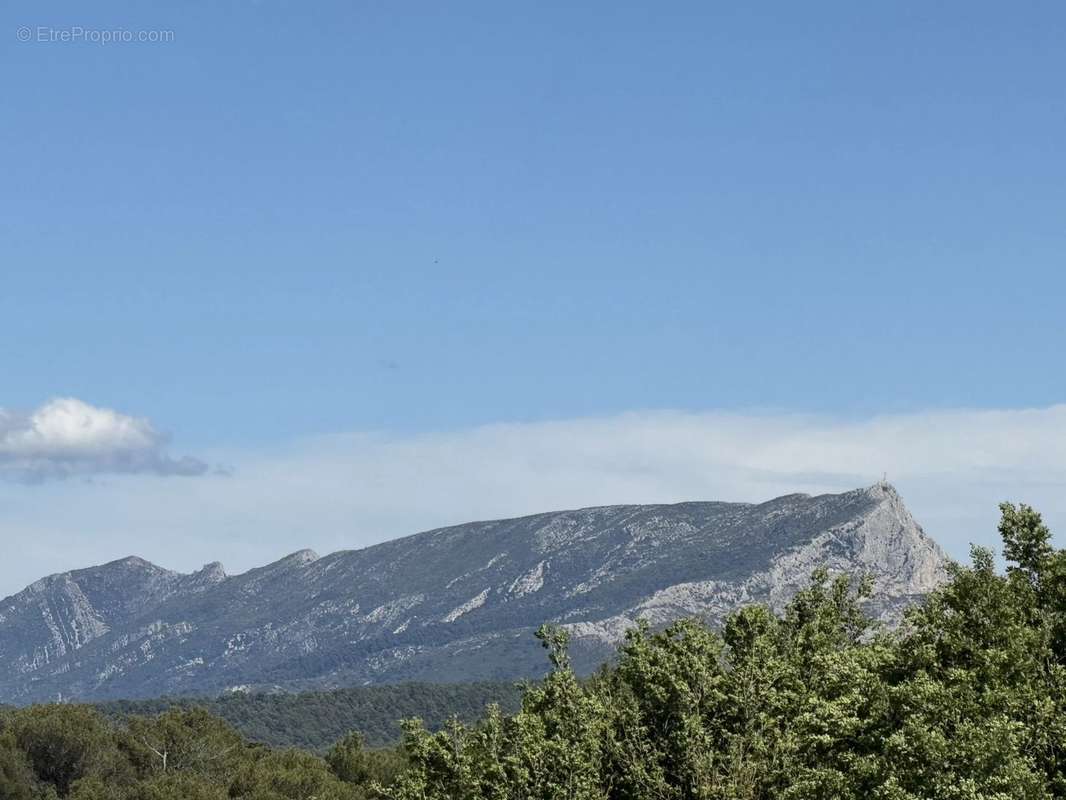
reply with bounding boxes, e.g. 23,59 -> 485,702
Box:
0,703 -> 403,800
96,681 -> 523,750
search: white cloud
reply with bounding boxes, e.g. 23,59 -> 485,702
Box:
0,398 -> 208,483
2,404 -> 1066,596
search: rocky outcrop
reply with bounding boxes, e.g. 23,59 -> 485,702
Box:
0,557 -> 227,690
0,484 -> 948,703
557,483 -> 947,651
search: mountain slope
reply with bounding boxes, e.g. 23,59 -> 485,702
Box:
0,483 -> 948,703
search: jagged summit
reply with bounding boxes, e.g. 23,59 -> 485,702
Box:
198,561 -> 226,578
0,485 -> 948,703
281,548 -> 320,566
25,555 -> 165,587
109,555 -> 158,570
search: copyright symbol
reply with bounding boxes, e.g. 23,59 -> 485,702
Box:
16,26 -> 31,42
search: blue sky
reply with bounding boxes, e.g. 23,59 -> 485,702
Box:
2,2 -> 1066,593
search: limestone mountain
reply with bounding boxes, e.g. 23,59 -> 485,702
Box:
0,483 -> 948,703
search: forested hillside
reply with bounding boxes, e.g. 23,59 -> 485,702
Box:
2,501 -> 1064,800
95,681 -> 523,750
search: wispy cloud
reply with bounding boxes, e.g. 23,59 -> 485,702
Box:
0,398 -> 209,483
2,405 -> 1066,596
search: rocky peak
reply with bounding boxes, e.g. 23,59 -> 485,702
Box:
198,561 -> 227,580
283,549 -> 320,566
111,555 -> 159,570
180,562 -> 228,593
251,549 -> 321,572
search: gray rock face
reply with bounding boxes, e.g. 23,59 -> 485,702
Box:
0,484 -> 948,703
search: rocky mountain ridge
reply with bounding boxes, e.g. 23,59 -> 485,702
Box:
0,483 -> 949,703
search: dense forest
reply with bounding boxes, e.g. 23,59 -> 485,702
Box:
96,682 -> 524,751
2,501 -> 1065,799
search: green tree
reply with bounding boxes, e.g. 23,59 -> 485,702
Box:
999,502 -> 1053,582
327,732 -> 372,785
229,748 -> 357,800
605,619 -> 726,799
9,705 -> 130,796
0,731 -> 36,800
122,708 -> 245,780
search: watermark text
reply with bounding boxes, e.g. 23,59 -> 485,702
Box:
17,26 -> 175,44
